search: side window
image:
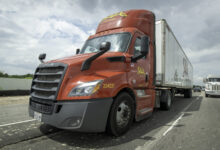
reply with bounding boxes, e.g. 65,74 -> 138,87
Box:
134,38 -> 141,56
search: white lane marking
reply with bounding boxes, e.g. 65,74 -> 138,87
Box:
163,96 -> 201,136
163,113 -> 184,136
136,96 -> 200,150
0,119 -> 36,127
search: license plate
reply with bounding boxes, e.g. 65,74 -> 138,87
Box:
34,111 -> 42,122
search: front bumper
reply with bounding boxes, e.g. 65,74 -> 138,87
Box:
205,90 -> 220,96
29,98 -> 113,132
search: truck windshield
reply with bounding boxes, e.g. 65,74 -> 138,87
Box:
80,33 -> 131,54
208,78 -> 220,82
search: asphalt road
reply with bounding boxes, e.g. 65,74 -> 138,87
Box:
0,92 -> 219,150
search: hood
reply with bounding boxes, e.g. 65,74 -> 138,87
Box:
47,52 -> 127,66
50,52 -> 129,100
44,52 -> 128,80
48,53 -> 94,66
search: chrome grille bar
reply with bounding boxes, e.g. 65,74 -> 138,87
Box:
30,62 -> 67,114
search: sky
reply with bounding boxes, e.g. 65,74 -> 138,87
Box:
0,0 -> 220,85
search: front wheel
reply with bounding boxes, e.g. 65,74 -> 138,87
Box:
107,92 -> 135,136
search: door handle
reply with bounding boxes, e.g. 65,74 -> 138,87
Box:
145,73 -> 149,82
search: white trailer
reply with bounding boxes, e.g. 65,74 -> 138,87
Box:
155,19 -> 193,98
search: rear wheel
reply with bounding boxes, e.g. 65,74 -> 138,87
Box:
160,90 -> 172,110
107,92 -> 134,136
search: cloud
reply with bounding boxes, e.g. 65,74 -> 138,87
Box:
185,44 -> 220,85
0,0 -> 98,75
0,0 -> 220,86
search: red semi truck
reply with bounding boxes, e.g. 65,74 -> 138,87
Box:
29,9 -> 193,136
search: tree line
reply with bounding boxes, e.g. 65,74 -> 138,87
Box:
0,71 -> 33,79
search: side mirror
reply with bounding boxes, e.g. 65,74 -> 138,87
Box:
100,42 -> 111,51
81,41 -> 111,71
76,49 -> 80,54
203,78 -> 207,83
39,53 -> 46,63
140,36 -> 149,55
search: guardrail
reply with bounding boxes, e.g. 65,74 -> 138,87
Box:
0,78 -> 32,96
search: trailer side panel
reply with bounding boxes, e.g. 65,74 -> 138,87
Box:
155,20 -> 193,89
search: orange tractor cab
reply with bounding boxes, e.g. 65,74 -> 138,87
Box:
29,10 -> 193,136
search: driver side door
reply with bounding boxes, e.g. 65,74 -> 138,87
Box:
127,32 -> 152,120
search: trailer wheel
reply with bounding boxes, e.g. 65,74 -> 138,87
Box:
184,89 -> 192,98
107,92 -> 134,136
160,90 -> 172,110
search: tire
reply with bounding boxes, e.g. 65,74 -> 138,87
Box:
184,89 -> 192,98
160,90 -> 172,110
107,92 -> 135,136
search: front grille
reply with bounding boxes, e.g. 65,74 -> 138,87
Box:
212,85 -> 220,91
30,63 -> 67,114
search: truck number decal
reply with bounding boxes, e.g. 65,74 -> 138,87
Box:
103,83 -> 115,88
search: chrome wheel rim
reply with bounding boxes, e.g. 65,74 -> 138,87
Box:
116,101 -> 131,128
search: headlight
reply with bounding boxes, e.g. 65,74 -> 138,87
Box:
68,80 -> 103,96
